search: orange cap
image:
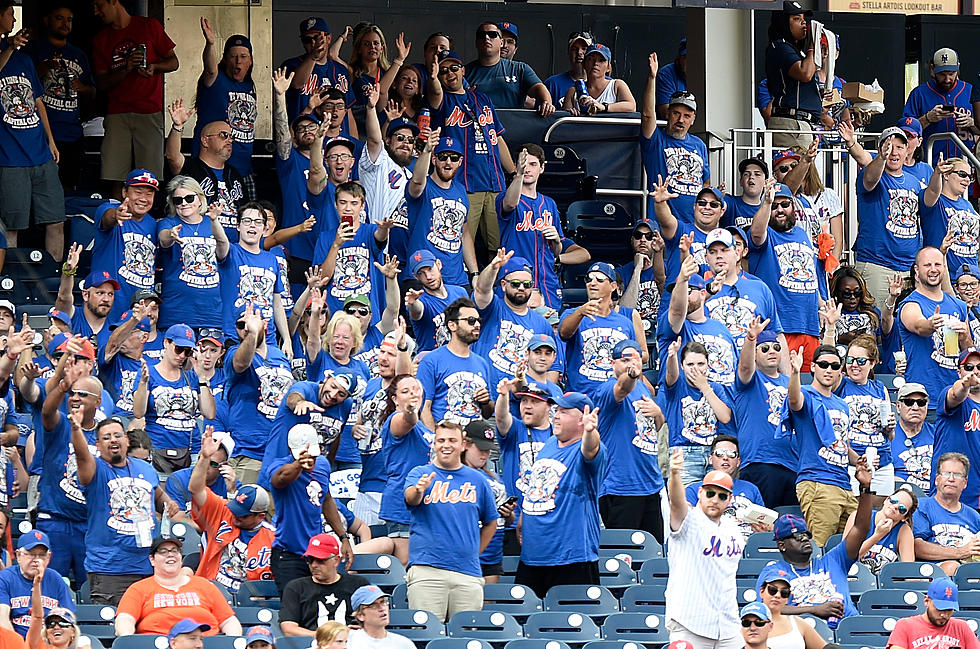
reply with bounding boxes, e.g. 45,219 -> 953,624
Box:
703,469 -> 734,492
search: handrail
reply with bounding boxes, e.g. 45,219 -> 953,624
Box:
924,131 -> 980,170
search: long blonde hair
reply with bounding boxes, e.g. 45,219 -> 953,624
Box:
349,24 -> 391,77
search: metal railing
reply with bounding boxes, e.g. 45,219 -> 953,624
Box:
924,131 -> 980,170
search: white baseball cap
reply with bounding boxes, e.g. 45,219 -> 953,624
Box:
288,424 -> 320,459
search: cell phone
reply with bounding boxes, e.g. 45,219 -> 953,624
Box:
501,496 -> 518,508
341,214 -> 354,228
943,104 -> 956,112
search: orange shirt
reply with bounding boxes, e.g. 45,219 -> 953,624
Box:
0,626 -> 27,649
191,490 -> 275,591
115,575 -> 235,636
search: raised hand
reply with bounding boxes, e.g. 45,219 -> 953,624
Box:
678,254 -> 698,283
819,297 -> 841,328
652,174 -> 679,204
272,67 -> 294,96
305,266 -> 326,289
838,121 -> 855,146
308,287 -> 325,315
200,425 -> 219,458
365,82 -> 381,109
404,288 -> 423,309
789,346 -> 804,374
582,405 -> 600,434
415,471 -> 436,492
293,398 -> 325,416
669,447 -> 683,475
490,248 -> 514,273
668,337 -> 683,358
335,221 -> 355,244
804,137 -> 819,162
648,52 -> 659,78
384,99 -> 405,123
168,98 -> 194,129
747,316 -> 771,339
394,32 -> 412,62
374,254 -> 401,279
678,232 -> 693,256
200,17 -> 216,44
64,242 -> 81,273
888,273 -> 904,298
423,127 -> 441,151
497,377 -> 521,396
116,197 -> 133,221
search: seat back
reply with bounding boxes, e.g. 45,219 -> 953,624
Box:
386,609 -> 447,642
799,615 -> 835,643
76,605 -> 116,624
234,580 -> 281,609
735,559 -> 776,581
636,559 -> 669,584
598,557 -> 637,591
543,585 -> 619,619
503,639 -> 571,649
834,615 -> 900,644
348,553 -> 407,591
619,585 -> 667,613
878,562 -> 943,589
600,612 -> 669,643
955,562 -> 980,591
446,610 -> 523,640
523,612 -> 602,643
857,590 -> 925,615
391,583 -> 409,609
428,640 -> 494,649
111,636 -> 169,649
233,607 -> 279,627
846,561 -> 878,599
201,638 -> 243,649
597,529 -> 663,567
563,201 -> 634,267
482,583 -> 542,621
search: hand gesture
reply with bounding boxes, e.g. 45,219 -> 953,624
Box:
394,316 -> 410,348
515,149 -> 528,178
651,174 -> 679,204
64,242 -> 81,274
578,299 -> 600,321
762,177 -> 777,204
335,221 -> 355,244
935,152 -> 954,176
888,273 -> 904,298
880,139 -> 893,158
668,337 -> 683,357
404,288 -> 423,309
68,406 -> 83,434
789,346 -> 804,375
686,363 -> 709,389
497,377 -> 522,396
32,564 -> 44,585
819,297 -> 841,329
139,357 -> 149,385
582,404 -> 599,435
803,137 -> 819,162
171,223 -> 185,246
636,396 -> 663,419
541,224 -> 561,244
747,316 -> 770,340
678,232 -> 693,256
415,471 -> 436,492
241,302 -> 265,337
490,248 -> 514,273
854,455 -> 873,488
678,254 -> 698,283
341,26 -> 354,41
168,98 -> 194,129
308,287 -> 325,315
394,32 -> 412,62
200,17 -> 216,44
374,254 -> 400,279
384,99 -> 405,124
669,447 -> 684,476
648,52 -> 659,78
10,29 -> 29,51
293,399 -> 324,416
635,252 -> 652,270
473,386 -> 491,405
365,82 -> 380,109
272,67 -> 294,96
837,121 -> 855,146
423,127 -> 441,151
941,228 -> 956,254
19,362 -> 41,383
377,217 -> 406,237
220,462 -> 237,490
928,306 -> 946,333
305,265 -> 325,289
649,230 -> 665,253
200,425 -> 219,459
116,197 -> 133,222
295,445 -> 316,470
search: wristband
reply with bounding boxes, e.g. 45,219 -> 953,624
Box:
5,351 -> 17,360
198,381 -> 209,388
397,343 -> 409,352
61,263 -> 77,276
171,125 -> 183,132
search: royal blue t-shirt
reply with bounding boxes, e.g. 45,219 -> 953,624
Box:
477,469 -> 508,567
722,195 -> 761,231
218,244 -> 284,347
224,344 -> 294,460
897,291 -> 968,402
748,226 -> 822,336
406,463 -> 497,577
656,62 -> 686,107
143,364 -> 202,452
417,346 -> 492,424
0,47 -> 52,167
705,277 -> 783,351
308,354 -> 368,465
835,378 -> 893,467
26,40 -> 92,143
663,374 -> 735,447
473,296 -> 558,388
156,216 -> 222,329
431,88 -> 507,193
935,387 -> 980,508
519,437 -> 608,566
920,191 -> 980,272
280,56 -> 354,123
858,508 -> 906,575
71,310 -> 112,361
892,420 -> 934,491
378,417 -> 433,525
663,222 -> 711,283
853,168 -> 921,271
164,465 -> 238,514
37,414 -> 92,522
544,72 -> 578,106
640,128 -> 709,221
93,206 -> 158,320
99,350 -> 142,417
269,455 -> 332,554
464,58 -> 542,109
405,180 -> 470,286
412,285 -> 468,352
496,191 -> 566,310
735,370 -> 795,471
0,564 -> 75,637
765,39 -> 821,115
82,456 -> 160,574
312,222 -> 385,322
657,315 -> 738,388
904,79 -> 976,161
192,71 -> 257,176
781,386 -> 851,490
616,260 -> 660,323
755,543 -> 858,624
356,377 -> 388,492
593,378 -> 664,497
913,494 -> 980,545
497,418 -> 552,502
560,308 -> 635,394
276,148 -> 315,262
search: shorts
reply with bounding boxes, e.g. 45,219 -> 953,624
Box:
0,159 -> 66,230
351,491 -> 382,526
101,112 -> 164,181
849,462 -> 895,496
481,561 -> 504,577
386,521 -> 410,538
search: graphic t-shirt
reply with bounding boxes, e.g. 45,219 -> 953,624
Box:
279,573 -> 370,629
192,71 -> 258,176
25,40 -> 92,143
416,346 -> 492,425
640,128 -> 710,221
93,206 -> 158,320
854,168 -> 921,271
755,543 -> 858,624
156,216 -> 222,328
560,308 -> 635,394
892,421 -> 934,491
115,575 -> 235,635
593,378 -> 664,497
0,564 -> 74,637
405,181 -> 470,286
191,489 -> 275,593
92,16 -> 175,114
218,244 -> 284,347
0,48 -> 53,168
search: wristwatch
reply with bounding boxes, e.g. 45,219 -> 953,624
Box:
859,485 -> 872,495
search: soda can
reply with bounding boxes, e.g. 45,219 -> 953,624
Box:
136,44 -> 148,69
416,108 -> 431,133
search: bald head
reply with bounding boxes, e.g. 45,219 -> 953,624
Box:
200,121 -> 233,161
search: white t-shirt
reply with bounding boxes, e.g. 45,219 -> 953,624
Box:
347,628 -> 416,649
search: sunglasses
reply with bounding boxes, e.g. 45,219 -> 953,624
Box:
900,397 -> 927,407
392,134 -> 416,144
508,280 -> 533,289
704,488 -> 730,501
766,585 -> 791,598
839,289 -> 862,298
949,169 -> 972,179
742,619 -> 768,628
236,320 -> 247,329
759,343 -> 781,353
712,449 -> 738,459
199,328 -> 223,340
301,35 -> 322,45
888,495 -> 909,515
209,460 -> 228,469
964,363 -> 978,372
814,360 -> 842,370
305,555 -> 337,564
587,275 -> 610,283
478,30 -> 501,39
69,389 -> 97,398
173,194 -> 198,205
789,530 -> 812,541
776,163 -> 798,173
345,306 -> 370,317
632,231 -> 655,241
439,64 -> 462,74
45,620 -> 73,629
772,200 -> 794,209
455,316 -> 481,326
205,131 -> 232,140
174,346 -> 193,356
695,199 -> 722,209
435,152 -> 462,162
846,356 -> 872,366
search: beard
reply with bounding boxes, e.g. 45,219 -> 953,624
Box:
435,165 -> 458,182
388,146 -> 413,168
507,291 -> 531,306
458,329 -> 480,344
770,210 -> 797,232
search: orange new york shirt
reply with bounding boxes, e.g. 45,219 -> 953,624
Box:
192,489 -> 275,592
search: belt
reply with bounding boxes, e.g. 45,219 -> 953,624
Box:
772,106 -> 820,123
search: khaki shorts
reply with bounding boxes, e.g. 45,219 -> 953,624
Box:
467,190 -> 500,251
768,116 -> 815,150
230,455 -> 263,487
101,112 -> 165,181
854,260 -> 898,312
407,564 -> 484,623
796,479 -> 857,547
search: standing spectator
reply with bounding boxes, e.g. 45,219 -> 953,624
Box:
543,31 -> 593,104
279,534 -> 369,634
498,22 -> 518,60
921,156 -> 979,273
897,247 -> 970,405
404,250 -> 468,353
655,39 -> 688,119
100,309 -> 151,419
515,393 -> 605,598
27,3 -> 95,191
684,435 -> 768,540
618,220 -> 664,329
280,18 -> 354,124
641,52 -> 709,220
664,449 -> 743,649
936,349 -> 980,509
194,19 -> 257,192
345,24 -> 391,107
651,174 -> 726,281
560,43 -> 635,115
494,379 -> 555,509
0,4 -> 64,258
724,158 -> 768,231
462,421 -> 513,585
464,22 -> 553,113
166,429 -> 238,518
404,420 -> 497,622
905,48 -> 976,162
765,1 -> 819,149
886,579 -> 980,649
892,383 -> 934,491
0,532 -> 74,638
913,452 -> 980,576
92,0 -> 178,191
55,262 -> 119,354
347,585 -> 415,649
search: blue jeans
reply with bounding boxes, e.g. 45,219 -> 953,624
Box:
671,446 -> 710,487
36,516 -> 87,586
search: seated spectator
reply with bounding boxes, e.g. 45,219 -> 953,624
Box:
740,602 -> 775,649
561,44 -> 635,115
279,534 -> 369,635
464,22 -> 553,114
244,627 -> 276,649
886,578 -> 980,649
754,577 -> 824,649
828,266 -> 897,348
913,452 -> 980,576
544,31 -> 592,103
26,566 -> 78,649
115,537 -> 241,636
843,485 -> 916,576
165,619 -> 211,649
891,382 -> 934,491
685,435 -> 767,540
952,264 -> 980,341
313,622 -> 347,649
347,585 -> 414,649
0,532 -> 74,638
498,22 -> 518,60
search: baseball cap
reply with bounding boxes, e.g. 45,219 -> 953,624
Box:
514,380 -> 557,402
56,336 -> 96,361
344,294 -> 371,310
351,584 -> 386,609
409,249 -> 438,275
757,563 -> 793,586
48,332 -> 70,357
549,391 -> 594,411
896,382 -> 928,400
587,262 -> 616,282
168,619 -> 211,640
0,300 -> 15,316
632,219 -> 654,234
246,626 -> 275,648
527,334 -> 557,352
878,126 -> 909,147
224,35 -> 252,54
612,339 -> 642,359
773,183 -> 794,199
325,136 -> 356,154
568,31 -> 594,46
499,256 -> 532,280
48,307 -> 70,326
534,306 -> 559,326
324,370 -> 356,395
303,533 -> 340,559
928,577 -> 960,610
782,0 -> 814,15
738,157 -> 770,177
954,263 -> 980,283
705,228 -> 734,249
288,423 -> 320,459
773,513 -> 809,540
125,169 -> 159,190
898,116 -> 923,138
291,113 -> 320,130
17,530 -> 50,551
226,485 -> 271,518
812,343 -> 842,362
198,327 -> 225,347
696,187 -> 724,204
437,49 -> 463,65
703,470 -> 734,492
44,607 -> 77,626
498,22 -> 519,40
725,225 -> 748,245
434,136 -> 463,155
82,270 -> 121,290
130,288 -> 162,306
386,117 -> 419,138
212,430 -> 235,457
959,348 -> 980,367
668,90 -> 697,111
772,149 -> 800,166
464,420 -> 496,451
150,536 -> 183,554
678,37 -> 687,56
110,310 -> 151,333
756,329 -> 779,344
585,43 -> 611,62
687,274 -> 707,290
164,324 -> 196,348
300,17 -> 329,35
933,47 -> 960,74
740,602 -> 772,621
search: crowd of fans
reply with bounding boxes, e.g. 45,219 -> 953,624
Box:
4,0 -> 980,648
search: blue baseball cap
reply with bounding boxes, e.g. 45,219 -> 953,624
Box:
300,17 -> 329,34
47,307 -> 70,326
110,310 -> 151,333
438,49 -> 464,65
409,249 -> 438,276
757,565 -> 793,588
772,149 -> 800,167
756,329 -> 779,344
526,334 -> 557,352
168,619 -> 211,640
165,324 -> 196,348
224,35 -> 252,54
740,602 -> 772,621
48,332 -> 71,357
549,391 -> 594,411
773,513 -> 809,540
958,347 -> 980,367
325,136 -> 355,154
898,116 -> 923,138
499,256 -> 532,280
927,578 -> 959,611
434,136 -> 463,155
678,37 -> 687,55
688,274 -> 707,290
324,370 -> 357,395
585,43 -> 611,62
697,186 -> 725,202
351,584 -> 386,609
124,168 -> 159,190
386,117 -> 419,137
725,225 -> 748,245
82,269 -> 121,291
291,113 -> 320,131
498,22 -> 519,39
954,263 -> 980,283
17,530 -> 50,551
773,183 -> 794,199
45,607 -> 76,626
226,484 -> 271,518
612,339 -> 642,359
587,262 -> 616,282
246,626 -> 275,647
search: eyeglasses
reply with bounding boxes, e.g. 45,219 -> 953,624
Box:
20,550 -> 49,559
846,356 -> 872,366
741,619 -> 767,628
439,64 -> 462,74
776,163 -> 798,173
949,169 -> 972,179
900,397 -> 928,407
239,217 -> 266,226
364,598 -> 390,611
939,471 -> 966,479
814,360 -> 842,370
632,231 -> 655,241
305,556 -> 337,564
587,275 -> 609,283
454,316 -> 481,326
478,30 -> 501,39
236,320 -> 247,330
964,363 -> 978,372
323,102 -> 346,113
435,152 -> 462,162
759,343 -> 781,353
205,131 -> 232,140
173,194 -> 198,205
391,134 -> 416,144
69,389 -> 97,398
174,346 -> 193,356
154,547 -> 181,556
958,281 -> 980,290
772,200 -> 794,209
45,620 -> 73,629
301,35 -> 322,45
888,495 -> 909,515
508,280 -> 533,289
326,153 -> 353,162
712,449 -> 738,459
295,123 -> 318,133
703,488 -> 730,501
766,585 -> 791,598
345,306 -> 371,317
839,289 -> 862,298
695,199 -> 722,209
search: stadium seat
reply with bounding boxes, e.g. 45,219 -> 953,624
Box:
955,562 -> 980,591
598,557 -> 637,592
79,624 -> 117,648
743,532 -> 821,559
349,553 -> 407,592
857,589 -> 925,615
538,145 -> 595,215
500,556 -> 520,584
846,561 -> 878,599
600,612 -> 669,644
482,583 -> 542,621
76,605 -> 117,624
834,615 -> 899,645
77,581 -> 92,605
503,639 -> 571,649
636,559 -> 669,584
564,200 -> 635,267
5,248 -> 60,304
957,590 -> 980,614
799,616 -> 834,643
597,529 -> 663,567
735,558 -> 776,581
823,533 -> 843,551
735,578 -> 763,605
619,585 -> 667,613
582,642 -> 646,649
202,638 -> 244,649
233,606 -> 278,628
391,583 -> 409,609
112,636 -> 169,649
387,609 -> 446,643
523,612 -> 602,643
272,639 -> 316,649
168,522 -> 202,555
182,551 -> 201,572
878,562 -> 943,589
446,610 -> 523,641
234,580 -> 281,609
428,640 -> 494,649
559,261 -> 591,309
83,636 -> 107,649
956,616 -> 980,633
543,585 -> 619,620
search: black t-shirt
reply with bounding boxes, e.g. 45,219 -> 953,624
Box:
178,156 -> 247,235
279,574 -> 371,628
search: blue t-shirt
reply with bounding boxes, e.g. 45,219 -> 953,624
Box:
37,414 -> 92,522
93,206 -> 158,320
519,437 -> 608,566
70,310 -> 112,360
412,285 -> 469,352
756,543 -> 858,624
312,222 -> 385,322
82,457 -> 160,574
560,308 -> 635,394
0,47 -> 52,167
593,378 -> 664,497
663,222 -> 711,283
935,387 -> 980,508
99,351 -> 142,417
616,260 -> 660,323
656,62 -> 686,107
913,495 -> 980,546
904,79 -> 976,161
748,226 -> 822,336
920,191 -> 980,272
224,344 -> 294,460
164,466 -> 238,513
735,370 -> 795,471
640,128 -> 710,222
26,40 -> 92,143
217,244 -> 284,347
473,296 -> 558,388
782,386 -> 851,490
406,463 -> 497,577
858,508 -> 906,576
705,277 -> 783,351
663,374 -> 735,447
657,316 -> 737,387
0,565 -> 75,637
497,418 -> 552,501
355,377 -> 388,492
143,364 -> 202,452
765,39 -> 821,115
897,291 -> 968,402
892,420 -> 935,491
835,378 -> 893,467
496,191 -> 567,311
269,455 -> 332,555
431,88 -> 507,193
417,346 -> 492,424
853,168 -> 921,271
544,72 -> 578,106
405,180 -> 470,286
276,148 -> 315,262
156,216 -> 222,329
308,355 -> 368,465
463,58 -> 542,109
270,244 -> 295,318
722,195 -> 762,231
280,56 -> 354,123
477,469 -> 508,566
378,417 -> 433,525
906,161 -> 933,189
756,79 -> 772,112
192,71 -> 257,176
